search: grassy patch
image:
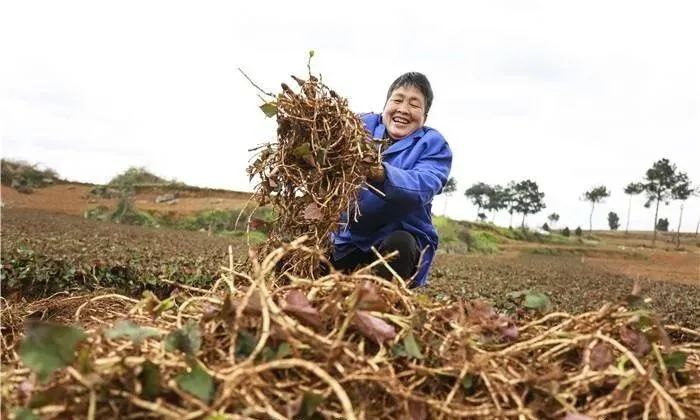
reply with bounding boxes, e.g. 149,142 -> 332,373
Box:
525,247 -> 648,260
434,216 -> 500,253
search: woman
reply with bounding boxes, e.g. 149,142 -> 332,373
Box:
331,72 -> 452,287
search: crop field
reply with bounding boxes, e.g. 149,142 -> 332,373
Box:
2,207 -> 698,328
2,185 -> 699,419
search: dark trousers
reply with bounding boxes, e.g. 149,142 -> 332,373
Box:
332,231 -> 420,281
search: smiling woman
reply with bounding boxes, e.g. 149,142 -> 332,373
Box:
331,72 -> 452,288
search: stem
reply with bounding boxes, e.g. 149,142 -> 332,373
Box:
625,195 -> 632,235
676,201 -> 684,249
652,197 -> 661,247
589,202 -> 595,233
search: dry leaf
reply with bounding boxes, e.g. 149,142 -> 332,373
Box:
407,400 -> 428,420
357,281 -> 386,311
303,203 -> 323,221
352,310 -> 396,344
590,342 -> 614,370
619,326 -> 650,357
282,290 -> 322,329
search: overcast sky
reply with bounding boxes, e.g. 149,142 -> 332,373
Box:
2,1 -> 699,232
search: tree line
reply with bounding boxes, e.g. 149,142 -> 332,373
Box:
441,158 -> 697,247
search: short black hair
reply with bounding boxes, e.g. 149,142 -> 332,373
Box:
385,72 -> 434,115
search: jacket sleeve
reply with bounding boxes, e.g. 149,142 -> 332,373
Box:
381,132 -> 452,207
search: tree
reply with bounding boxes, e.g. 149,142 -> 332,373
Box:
441,177 -> 457,216
583,185 -> 611,233
465,182 -> 494,221
623,182 -> 645,234
547,213 -> 560,229
484,184 -> 508,222
608,211 -> 620,231
503,184 -> 517,228
477,212 -> 487,222
575,226 -> 583,237
670,173 -> 693,248
562,227 -> 570,237
512,180 -> 546,228
542,222 -> 550,232
656,218 -> 669,232
639,158 -> 686,247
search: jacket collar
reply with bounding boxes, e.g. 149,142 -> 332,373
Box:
375,124 -> 427,155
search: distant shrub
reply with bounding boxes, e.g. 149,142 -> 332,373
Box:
85,197 -> 159,227
575,226 -> 583,237
656,218 -> 669,232
1,159 -> 60,189
561,227 -> 570,237
108,166 -> 168,188
84,205 -> 111,221
90,185 -> 121,198
542,222 -> 550,232
608,211 -> 620,231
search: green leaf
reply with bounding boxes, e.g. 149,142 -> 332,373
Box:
19,321 -> 86,382
663,351 -> 688,371
391,343 -> 409,358
76,346 -> 93,373
293,143 -> 312,159
461,374 -> 475,391
164,320 -> 201,356
261,342 -> 291,362
153,296 -> 176,318
105,320 -> 161,346
29,387 -> 63,408
139,360 -> 162,400
314,148 -> 327,165
300,392 -> 324,419
176,363 -> 215,403
262,346 -> 276,362
524,292 -> 552,313
14,408 -> 39,420
276,342 -> 292,359
403,333 -> 424,359
260,102 -> 277,118
235,330 -> 256,358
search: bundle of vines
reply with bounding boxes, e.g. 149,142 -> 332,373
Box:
2,70 -> 699,419
245,69 -> 383,278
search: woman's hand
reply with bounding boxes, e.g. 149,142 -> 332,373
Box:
367,164 -> 385,183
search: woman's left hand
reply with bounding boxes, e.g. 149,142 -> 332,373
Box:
367,165 -> 385,183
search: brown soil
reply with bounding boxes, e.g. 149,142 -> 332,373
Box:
1,184 -> 252,217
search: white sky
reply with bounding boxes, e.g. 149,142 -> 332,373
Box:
1,0 -> 699,232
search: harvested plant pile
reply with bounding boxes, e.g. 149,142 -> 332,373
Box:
2,241 -> 700,419
246,70 -> 382,278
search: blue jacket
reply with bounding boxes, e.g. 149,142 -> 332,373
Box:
332,113 -> 452,287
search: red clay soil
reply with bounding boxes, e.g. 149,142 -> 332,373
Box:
1,184 -> 253,217
586,250 -> 699,286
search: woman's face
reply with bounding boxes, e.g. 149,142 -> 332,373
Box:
382,85 -> 426,140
